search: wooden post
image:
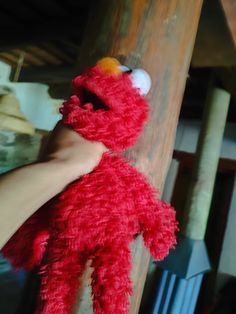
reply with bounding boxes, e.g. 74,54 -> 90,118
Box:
75,1 -> 203,313
221,0 -> 236,48
183,87 -> 231,239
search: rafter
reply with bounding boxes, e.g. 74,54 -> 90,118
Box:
221,0 -> 236,47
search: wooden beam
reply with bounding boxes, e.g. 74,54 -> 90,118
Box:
221,0 -> 236,47
0,52 -> 29,67
183,87 -> 230,240
26,46 -> 62,65
192,0 -> 236,67
12,49 -> 45,66
216,67 -> 236,99
174,151 -> 236,173
39,43 -> 75,64
74,0 -> 203,313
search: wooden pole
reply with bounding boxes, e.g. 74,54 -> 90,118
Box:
220,0 -> 236,48
75,1 -> 203,313
183,87 -> 231,240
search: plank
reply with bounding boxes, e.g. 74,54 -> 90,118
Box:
174,151 -> 236,173
39,43 -> 75,64
0,52 -> 29,67
216,67 -> 236,99
192,0 -> 236,67
74,0 -> 203,313
26,46 -> 62,65
12,49 -> 45,66
221,0 -> 236,47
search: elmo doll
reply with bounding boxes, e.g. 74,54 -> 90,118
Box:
2,58 -> 178,314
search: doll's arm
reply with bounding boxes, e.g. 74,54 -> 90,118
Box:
134,174 -> 178,261
141,199 -> 177,261
2,203 -> 51,270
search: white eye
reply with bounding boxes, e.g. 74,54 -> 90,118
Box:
130,69 -> 152,96
119,65 -> 152,95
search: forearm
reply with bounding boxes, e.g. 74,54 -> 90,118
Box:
0,160 -> 76,249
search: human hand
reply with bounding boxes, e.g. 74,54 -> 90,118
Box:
41,121 -> 108,182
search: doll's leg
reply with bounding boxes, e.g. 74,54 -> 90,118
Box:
91,243 -> 132,314
37,246 -> 87,314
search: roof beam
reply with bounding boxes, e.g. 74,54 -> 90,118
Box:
221,0 -> 236,47
192,0 -> 236,67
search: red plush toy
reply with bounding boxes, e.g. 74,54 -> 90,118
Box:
2,58 -> 178,314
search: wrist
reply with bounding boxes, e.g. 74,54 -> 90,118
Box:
45,159 -> 82,186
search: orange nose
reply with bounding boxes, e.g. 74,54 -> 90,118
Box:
96,57 -> 121,76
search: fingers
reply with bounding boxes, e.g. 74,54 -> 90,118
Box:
40,121 -> 108,180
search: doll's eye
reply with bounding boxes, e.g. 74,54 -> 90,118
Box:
130,69 -> 152,96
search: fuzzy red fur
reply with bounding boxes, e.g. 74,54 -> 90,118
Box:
2,62 -> 178,314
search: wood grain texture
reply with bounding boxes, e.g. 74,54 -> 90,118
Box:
75,0 -> 203,313
192,0 -> 236,67
182,88 -> 230,240
221,0 -> 236,47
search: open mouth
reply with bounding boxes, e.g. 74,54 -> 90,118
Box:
79,87 -> 110,111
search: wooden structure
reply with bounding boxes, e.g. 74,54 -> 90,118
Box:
183,88 -> 230,239
192,0 -> 236,68
221,0 -> 236,47
74,1 -> 203,313
1,0 -> 236,313
7,0 -> 236,313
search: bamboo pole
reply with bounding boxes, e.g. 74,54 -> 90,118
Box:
183,87 -> 231,240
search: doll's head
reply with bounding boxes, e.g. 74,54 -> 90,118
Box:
60,58 -> 151,151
